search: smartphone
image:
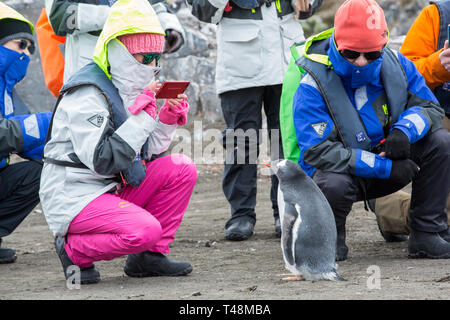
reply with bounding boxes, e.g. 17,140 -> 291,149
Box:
155,81 -> 190,99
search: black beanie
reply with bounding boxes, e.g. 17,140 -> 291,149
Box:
0,18 -> 34,45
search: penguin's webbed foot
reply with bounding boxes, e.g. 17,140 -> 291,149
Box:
282,274 -> 305,281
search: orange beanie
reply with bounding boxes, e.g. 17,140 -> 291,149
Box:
334,0 -> 389,52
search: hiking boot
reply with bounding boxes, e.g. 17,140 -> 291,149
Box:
0,238 -> 16,264
225,219 -> 254,241
408,229 -> 450,259
368,199 -> 408,243
438,228 -> 450,242
376,220 -> 408,242
54,236 -> 101,284
124,251 -> 193,277
335,226 -> 348,261
274,216 -> 281,238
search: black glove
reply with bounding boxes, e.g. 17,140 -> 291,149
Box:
163,29 -> 184,54
389,159 -> 420,186
298,5 -> 313,19
384,129 -> 410,160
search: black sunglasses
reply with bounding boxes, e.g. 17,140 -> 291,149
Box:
140,52 -> 162,65
340,49 -> 382,61
14,39 -> 35,55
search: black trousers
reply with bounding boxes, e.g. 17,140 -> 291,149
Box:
313,129 -> 450,233
0,161 -> 42,238
220,85 -> 284,228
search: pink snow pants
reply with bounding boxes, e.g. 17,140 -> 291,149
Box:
64,154 -> 197,268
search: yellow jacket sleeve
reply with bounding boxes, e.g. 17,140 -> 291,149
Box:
400,4 -> 450,90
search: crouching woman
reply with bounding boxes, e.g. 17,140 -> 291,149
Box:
39,0 -> 197,284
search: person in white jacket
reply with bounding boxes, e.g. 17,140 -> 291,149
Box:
39,0 -> 196,284
187,0 -> 323,240
45,0 -> 186,83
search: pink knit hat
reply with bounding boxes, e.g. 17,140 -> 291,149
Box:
118,33 -> 165,54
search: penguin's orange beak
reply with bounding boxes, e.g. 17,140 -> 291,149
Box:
262,161 -> 271,167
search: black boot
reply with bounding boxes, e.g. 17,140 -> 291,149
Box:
54,236 -> 101,284
225,219 -> 254,241
274,216 -> 281,238
335,226 -> 348,261
368,199 -> 408,243
124,251 -> 193,277
0,238 -> 16,264
376,221 -> 409,242
408,229 -> 450,259
438,228 -> 450,242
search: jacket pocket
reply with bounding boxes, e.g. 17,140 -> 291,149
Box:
218,22 -> 262,78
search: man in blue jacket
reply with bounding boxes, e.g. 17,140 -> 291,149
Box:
292,0 -> 450,260
0,3 -> 52,264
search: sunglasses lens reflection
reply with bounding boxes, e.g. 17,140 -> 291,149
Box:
17,39 -> 35,54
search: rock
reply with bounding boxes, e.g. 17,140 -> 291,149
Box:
388,35 -> 407,51
380,0 -> 429,36
167,26 -> 211,59
300,15 -> 329,38
159,54 -> 220,121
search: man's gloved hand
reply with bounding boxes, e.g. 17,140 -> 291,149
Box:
296,0 -> 313,19
384,129 -> 410,160
388,159 -> 419,186
163,29 -> 184,54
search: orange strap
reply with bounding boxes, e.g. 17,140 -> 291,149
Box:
35,8 -> 66,97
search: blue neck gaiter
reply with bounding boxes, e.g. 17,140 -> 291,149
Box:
0,45 -> 30,118
327,37 -> 384,89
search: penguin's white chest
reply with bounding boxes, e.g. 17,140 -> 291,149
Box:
291,204 -> 302,253
278,186 -> 303,276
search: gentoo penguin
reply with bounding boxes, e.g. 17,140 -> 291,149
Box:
271,159 -> 345,281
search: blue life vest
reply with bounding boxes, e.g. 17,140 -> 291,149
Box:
295,39 -> 408,150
